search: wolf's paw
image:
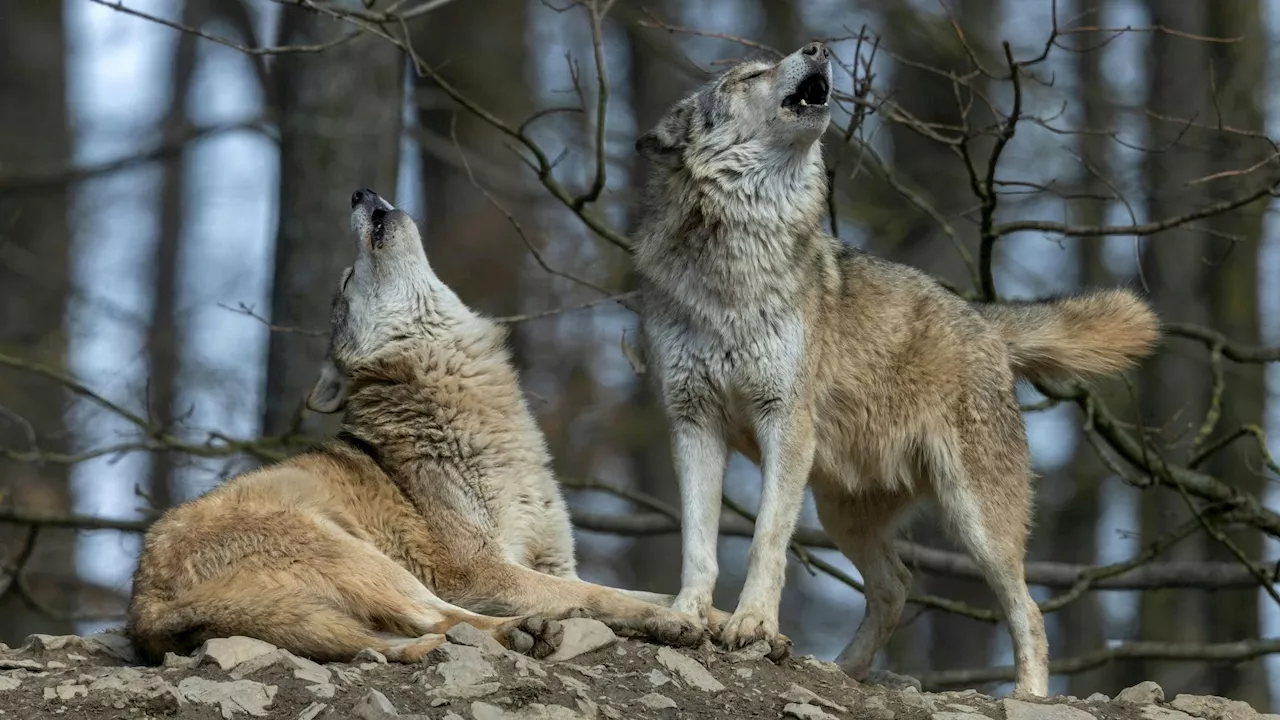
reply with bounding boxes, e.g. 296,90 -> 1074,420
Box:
706,606 -> 733,637
382,635 -> 447,664
640,609 -> 706,648
717,608 -> 790,662
863,669 -> 922,691
502,616 -> 565,660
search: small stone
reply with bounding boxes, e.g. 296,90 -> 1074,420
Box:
42,687 -> 55,701
307,683 -> 337,698
544,619 -> 617,663
637,693 -> 677,710
727,640 -> 772,662
298,702 -> 327,720
563,663 -> 604,679
427,682 -> 502,700
780,683 -> 848,713
163,652 -> 196,669
286,654 -> 332,685
514,656 -> 548,678
55,684 -> 87,701
734,667 -> 753,679
45,661 -> 67,669
0,659 -> 42,671
446,622 -> 507,655
1142,707 -> 1197,720
192,636 -> 279,672
1117,682 -> 1166,705
353,648 -> 387,664
784,703 -> 839,720
332,667 -> 362,686
1086,694 -> 1110,703
428,644 -> 496,687
471,701 -> 507,720
932,713 -> 991,720
576,698 -> 598,718
656,647 -> 724,692
601,706 -> 622,720
866,696 -> 896,720
555,673 -> 589,695
947,705 -> 980,713
647,669 -> 672,687
1170,695 -> 1256,720
798,655 -> 843,674
1003,699 -> 1096,720
353,689 -> 398,720
177,676 -> 277,717
0,677 -> 19,691
444,714 -> 466,720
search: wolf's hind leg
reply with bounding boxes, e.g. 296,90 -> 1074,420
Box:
929,429 -> 1049,697
813,483 -> 915,682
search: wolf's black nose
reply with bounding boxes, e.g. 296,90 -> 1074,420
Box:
351,188 -> 377,208
802,42 -> 829,59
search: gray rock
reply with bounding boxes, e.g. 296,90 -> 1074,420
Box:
866,695 -> 897,720
932,713 -> 992,720
428,643 -> 496,687
1117,682 -> 1166,705
193,636 -> 279,672
1170,695 -> 1257,720
284,653 -> 332,685
298,702 -> 328,720
444,714 -> 466,720
54,683 -> 88,701
647,669 -> 672,687
545,619 -> 617,662
163,651 -> 196,669
1142,707 -> 1197,720
601,706 -> 622,720
307,682 -> 337,699
229,649 -> 292,679
784,703 -> 840,720
638,692 -> 677,710
0,658 -> 42,671
780,683 -> 848,712
656,646 -> 724,693
353,648 -> 388,664
353,689 -> 399,719
555,672 -> 590,696
472,701 -> 507,720
798,655 -> 843,674
87,667 -> 178,699
427,681 -> 502,700
177,676 -> 278,717
727,640 -> 773,663
0,676 -> 20,691
1086,694 -> 1111,703
446,622 -> 507,655
1003,699 -> 1097,720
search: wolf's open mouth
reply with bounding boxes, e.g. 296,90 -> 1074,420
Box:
783,72 -> 829,111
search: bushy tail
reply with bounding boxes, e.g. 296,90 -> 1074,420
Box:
975,288 -> 1160,383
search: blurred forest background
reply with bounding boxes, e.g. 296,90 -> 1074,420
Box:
2,0 -> 1280,709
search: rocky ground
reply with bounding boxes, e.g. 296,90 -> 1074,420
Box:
0,623 -> 1272,720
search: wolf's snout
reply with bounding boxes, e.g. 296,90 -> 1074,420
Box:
801,42 -> 829,61
351,188 -> 378,209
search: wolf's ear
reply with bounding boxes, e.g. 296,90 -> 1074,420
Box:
636,99 -> 695,158
307,356 -> 349,414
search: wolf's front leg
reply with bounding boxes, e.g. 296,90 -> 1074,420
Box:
720,404 -> 815,660
667,418 -> 730,625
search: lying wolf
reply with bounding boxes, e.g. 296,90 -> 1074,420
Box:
127,188 -> 708,663
631,42 -> 1160,695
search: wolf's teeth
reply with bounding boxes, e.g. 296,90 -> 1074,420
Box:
800,98 -> 808,107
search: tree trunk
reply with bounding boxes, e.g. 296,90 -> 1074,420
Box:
145,0 -> 202,512
0,0 -> 75,642
1127,0 -> 1214,695
261,2 -> 404,438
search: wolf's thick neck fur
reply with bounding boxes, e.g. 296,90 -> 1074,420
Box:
635,142 -> 836,314
336,319 -> 553,525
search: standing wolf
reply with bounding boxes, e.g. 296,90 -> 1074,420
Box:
128,189 -> 708,663
631,42 -> 1159,695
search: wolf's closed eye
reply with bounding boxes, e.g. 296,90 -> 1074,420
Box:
740,70 -> 766,82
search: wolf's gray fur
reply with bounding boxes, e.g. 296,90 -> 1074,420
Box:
631,43 -> 1159,695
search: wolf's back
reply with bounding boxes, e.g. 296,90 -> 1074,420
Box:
975,289 -> 1160,383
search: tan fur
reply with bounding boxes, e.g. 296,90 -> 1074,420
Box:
632,45 -> 1161,694
127,189 -> 712,664
976,289 -> 1161,382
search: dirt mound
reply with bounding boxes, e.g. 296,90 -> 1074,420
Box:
0,625 -> 1271,720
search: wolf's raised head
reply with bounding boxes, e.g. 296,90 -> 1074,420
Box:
636,42 -> 831,170
307,188 -> 479,413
